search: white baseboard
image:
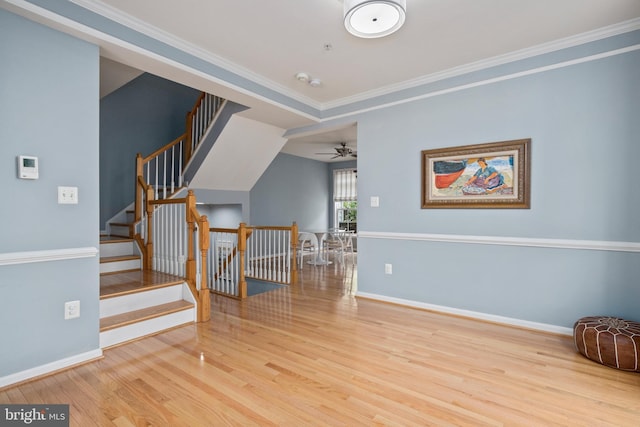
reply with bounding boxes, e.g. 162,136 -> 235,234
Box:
0,349 -> 103,389
356,292 -> 573,336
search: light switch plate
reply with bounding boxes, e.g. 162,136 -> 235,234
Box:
371,196 -> 380,207
58,186 -> 78,204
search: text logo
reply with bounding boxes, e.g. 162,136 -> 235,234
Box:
0,405 -> 69,426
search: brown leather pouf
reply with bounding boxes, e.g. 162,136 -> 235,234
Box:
573,316 -> 640,372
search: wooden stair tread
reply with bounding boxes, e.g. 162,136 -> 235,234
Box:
100,235 -> 133,243
100,270 -> 185,299
100,300 -> 193,332
100,254 -> 140,263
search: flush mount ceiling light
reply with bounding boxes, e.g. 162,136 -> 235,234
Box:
344,0 -> 406,38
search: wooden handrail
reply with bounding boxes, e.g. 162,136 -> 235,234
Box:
189,92 -> 207,113
142,133 -> 186,164
149,197 -> 187,206
247,225 -> 296,231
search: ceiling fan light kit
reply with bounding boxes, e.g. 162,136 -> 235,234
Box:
344,0 -> 406,38
316,142 -> 358,159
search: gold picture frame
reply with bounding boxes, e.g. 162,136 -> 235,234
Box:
421,138 -> 531,209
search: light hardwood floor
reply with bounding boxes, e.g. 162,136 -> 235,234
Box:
2,256 -> 639,426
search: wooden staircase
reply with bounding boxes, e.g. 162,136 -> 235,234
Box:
97,91 -> 224,344
99,234 -> 196,348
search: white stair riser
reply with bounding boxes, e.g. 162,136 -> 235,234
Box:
100,284 -> 185,317
100,241 -> 136,258
100,259 -> 141,274
99,309 -> 195,348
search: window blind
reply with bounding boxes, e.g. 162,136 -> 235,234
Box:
333,168 -> 357,202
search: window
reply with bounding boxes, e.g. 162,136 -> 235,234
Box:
336,201 -> 357,232
333,168 -> 357,232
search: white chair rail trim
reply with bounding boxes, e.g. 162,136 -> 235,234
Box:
357,231 -> 640,253
0,247 -> 99,266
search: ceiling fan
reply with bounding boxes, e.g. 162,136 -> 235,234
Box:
315,142 -> 357,159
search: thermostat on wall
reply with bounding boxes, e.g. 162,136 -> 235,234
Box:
18,155 -> 39,179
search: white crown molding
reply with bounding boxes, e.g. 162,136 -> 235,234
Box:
69,0 -> 324,110
322,17 -> 640,110
0,247 -> 99,266
1,0 -> 321,122
358,231 -> 640,253
62,1 -> 640,114
7,0 -> 640,119
322,43 -> 640,121
0,349 -> 103,389
356,292 -> 574,336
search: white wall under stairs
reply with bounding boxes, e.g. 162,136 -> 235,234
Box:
188,115 -> 287,191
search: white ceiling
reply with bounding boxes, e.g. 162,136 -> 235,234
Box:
29,0 -> 640,162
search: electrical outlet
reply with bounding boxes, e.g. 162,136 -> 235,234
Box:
385,263 -> 393,275
58,186 -> 78,204
64,300 -> 80,319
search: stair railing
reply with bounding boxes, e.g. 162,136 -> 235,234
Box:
208,222 -> 299,299
185,93 -> 223,162
139,189 -> 210,321
135,92 -> 224,224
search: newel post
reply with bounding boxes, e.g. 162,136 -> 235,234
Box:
291,221 -> 298,284
238,222 -> 248,299
185,190 -> 197,288
144,186 -> 154,270
198,214 -> 211,322
135,153 -> 143,222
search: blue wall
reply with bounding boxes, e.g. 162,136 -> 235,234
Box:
250,153 -> 329,230
191,189 -> 251,225
356,39 -> 640,327
100,74 -> 199,229
0,9 -> 100,376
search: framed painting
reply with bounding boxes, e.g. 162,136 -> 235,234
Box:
421,138 -> 531,209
